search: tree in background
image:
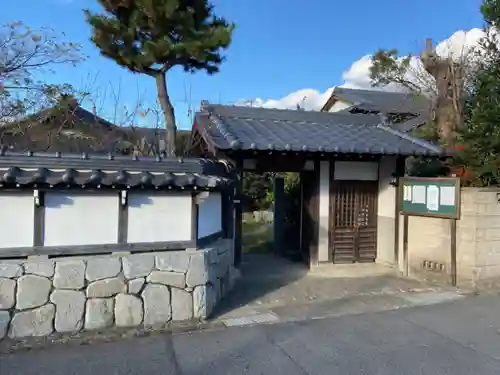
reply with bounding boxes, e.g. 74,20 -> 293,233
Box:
85,0 -> 235,157
0,21 -> 84,126
242,172 -> 273,212
369,39 -> 472,151
454,0 -> 500,186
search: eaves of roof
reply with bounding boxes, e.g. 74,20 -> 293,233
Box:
0,151 -> 233,190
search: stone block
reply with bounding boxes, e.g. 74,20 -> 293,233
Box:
16,275 -> 51,310
50,290 -> 85,333
0,263 -> 22,278
206,248 -> 219,265
147,271 -> 186,288
186,252 -> 210,287
141,284 -> 171,326
85,298 -> 114,330
171,288 -> 193,321
0,277 -> 16,310
23,261 -> 55,278
53,260 -> 86,290
128,278 -> 145,294
9,304 -> 55,338
216,251 -> 231,278
115,294 -> 143,327
156,252 -> 190,273
122,254 -> 154,279
0,311 -> 9,340
86,257 -> 121,282
193,284 -> 216,319
86,277 -> 126,298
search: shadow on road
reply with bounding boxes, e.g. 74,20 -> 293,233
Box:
212,253 -> 309,318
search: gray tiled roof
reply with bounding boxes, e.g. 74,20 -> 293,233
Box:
195,104 -> 443,156
331,87 -> 432,115
0,152 -> 232,190
395,114 -> 429,133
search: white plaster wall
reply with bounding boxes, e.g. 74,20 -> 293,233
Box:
377,157 -> 397,265
198,192 -> 222,239
0,193 -> 34,248
328,100 -> 352,113
334,161 -> 378,181
44,193 -> 119,246
318,161 -> 330,262
127,193 -> 192,243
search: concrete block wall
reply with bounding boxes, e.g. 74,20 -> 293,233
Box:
400,188 -> 500,290
465,189 -> 500,289
0,239 -> 237,341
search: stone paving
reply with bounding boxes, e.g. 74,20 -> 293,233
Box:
213,253 -> 465,325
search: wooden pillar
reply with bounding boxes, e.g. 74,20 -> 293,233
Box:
300,161 -> 320,266
221,189 -> 231,238
273,176 -> 285,256
394,156 -> 406,270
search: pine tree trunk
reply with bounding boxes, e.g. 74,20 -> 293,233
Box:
155,72 -> 177,157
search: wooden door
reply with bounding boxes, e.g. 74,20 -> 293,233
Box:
330,180 -> 378,263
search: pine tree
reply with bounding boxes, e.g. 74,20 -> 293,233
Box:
85,0 -> 235,156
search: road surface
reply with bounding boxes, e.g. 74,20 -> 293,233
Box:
2,295 -> 500,374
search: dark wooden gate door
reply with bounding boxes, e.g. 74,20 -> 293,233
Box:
330,180 -> 378,263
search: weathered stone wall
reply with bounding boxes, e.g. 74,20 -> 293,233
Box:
400,188 -> 500,291
0,239 -> 237,340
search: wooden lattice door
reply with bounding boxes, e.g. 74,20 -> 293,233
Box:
330,180 -> 378,263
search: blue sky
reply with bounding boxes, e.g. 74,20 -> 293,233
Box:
1,0 -> 484,129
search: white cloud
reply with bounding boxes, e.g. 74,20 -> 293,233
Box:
236,28 -> 485,111
234,88 -> 334,111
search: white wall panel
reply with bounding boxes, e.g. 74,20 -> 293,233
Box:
334,161 -> 378,181
0,193 -> 34,248
197,192 -> 222,239
318,161 -> 330,262
44,193 -> 119,246
127,193 -> 192,243
377,156 -> 397,265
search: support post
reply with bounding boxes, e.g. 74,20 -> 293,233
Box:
273,176 -> 285,256
33,190 -> 45,247
394,185 -> 401,269
394,157 -> 406,268
191,193 -> 199,248
450,218 -> 457,286
403,214 -> 409,277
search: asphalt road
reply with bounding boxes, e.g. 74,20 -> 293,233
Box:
2,295 -> 500,375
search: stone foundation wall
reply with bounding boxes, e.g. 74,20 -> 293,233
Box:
0,239 -> 236,340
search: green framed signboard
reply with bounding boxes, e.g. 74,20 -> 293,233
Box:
399,177 -> 461,219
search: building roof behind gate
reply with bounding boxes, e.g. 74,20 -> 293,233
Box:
194,103 -> 444,156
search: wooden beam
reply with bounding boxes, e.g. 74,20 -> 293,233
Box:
118,190 -> 128,244
191,193 -> 199,247
33,190 -> 45,247
0,241 -> 197,259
